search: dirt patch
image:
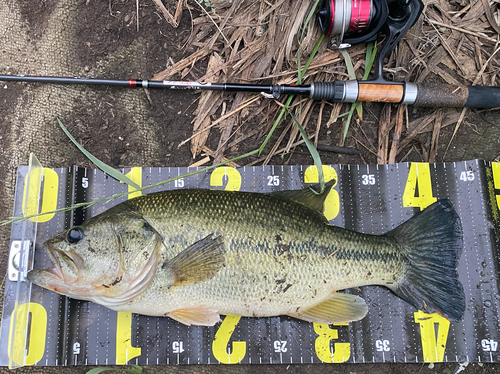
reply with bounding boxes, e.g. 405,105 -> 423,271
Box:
16,0 -> 60,39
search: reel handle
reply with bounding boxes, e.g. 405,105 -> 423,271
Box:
372,0 -> 424,81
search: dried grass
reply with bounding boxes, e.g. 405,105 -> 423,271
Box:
154,0 -> 500,164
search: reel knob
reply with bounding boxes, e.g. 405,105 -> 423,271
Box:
388,0 -> 411,20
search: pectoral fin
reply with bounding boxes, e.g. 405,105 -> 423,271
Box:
162,234 -> 225,287
288,292 -> 368,324
168,307 -> 221,326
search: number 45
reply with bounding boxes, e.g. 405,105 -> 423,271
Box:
460,171 -> 474,181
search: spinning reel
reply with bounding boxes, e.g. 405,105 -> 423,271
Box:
318,0 -> 424,80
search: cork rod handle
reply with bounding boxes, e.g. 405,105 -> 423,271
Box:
311,81 -> 500,108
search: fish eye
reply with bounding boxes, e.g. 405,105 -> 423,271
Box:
67,227 -> 84,244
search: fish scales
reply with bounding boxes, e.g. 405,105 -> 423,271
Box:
121,189 -> 405,317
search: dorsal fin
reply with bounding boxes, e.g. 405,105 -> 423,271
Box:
270,179 -> 336,215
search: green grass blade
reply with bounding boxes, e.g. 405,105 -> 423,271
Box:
338,42 -> 378,145
287,110 -> 324,192
355,42 -> 377,120
298,0 -> 321,85
362,42 -> 377,81
259,33 -> 324,154
261,19 -> 325,178
259,96 -> 294,155
57,118 -> 140,190
1,148 -> 260,226
338,49 -> 357,145
302,0 -> 321,40
340,49 -> 356,80
300,33 -> 325,80
86,365 -> 142,374
341,104 -> 357,146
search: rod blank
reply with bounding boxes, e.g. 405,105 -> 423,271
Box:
2,74 -> 500,108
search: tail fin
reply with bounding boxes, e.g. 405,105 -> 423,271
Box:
387,199 -> 465,322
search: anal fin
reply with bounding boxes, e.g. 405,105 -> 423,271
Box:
168,307 -> 221,326
288,292 -> 368,324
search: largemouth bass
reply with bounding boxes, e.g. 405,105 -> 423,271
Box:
28,183 -> 465,326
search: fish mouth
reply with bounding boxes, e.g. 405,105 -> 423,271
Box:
39,241 -> 85,284
42,243 -> 64,280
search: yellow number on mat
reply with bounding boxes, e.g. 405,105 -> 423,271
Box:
116,312 -> 141,364
403,163 -> 436,210
122,168 -> 142,199
8,302 -> 47,367
304,166 -> 340,220
414,311 -> 450,363
212,315 -> 246,364
22,168 -> 59,223
210,167 -> 242,191
313,323 -> 350,363
493,163 -> 500,211
116,167 -> 143,364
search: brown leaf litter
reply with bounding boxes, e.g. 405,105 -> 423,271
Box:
152,0 -> 500,165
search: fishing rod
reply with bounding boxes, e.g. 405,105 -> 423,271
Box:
1,0 -> 500,109
2,73 -> 499,108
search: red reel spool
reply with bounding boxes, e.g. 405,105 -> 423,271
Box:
318,0 -> 392,49
319,0 -> 374,37
349,0 -> 373,32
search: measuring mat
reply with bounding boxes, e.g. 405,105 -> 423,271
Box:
1,158 -> 500,368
